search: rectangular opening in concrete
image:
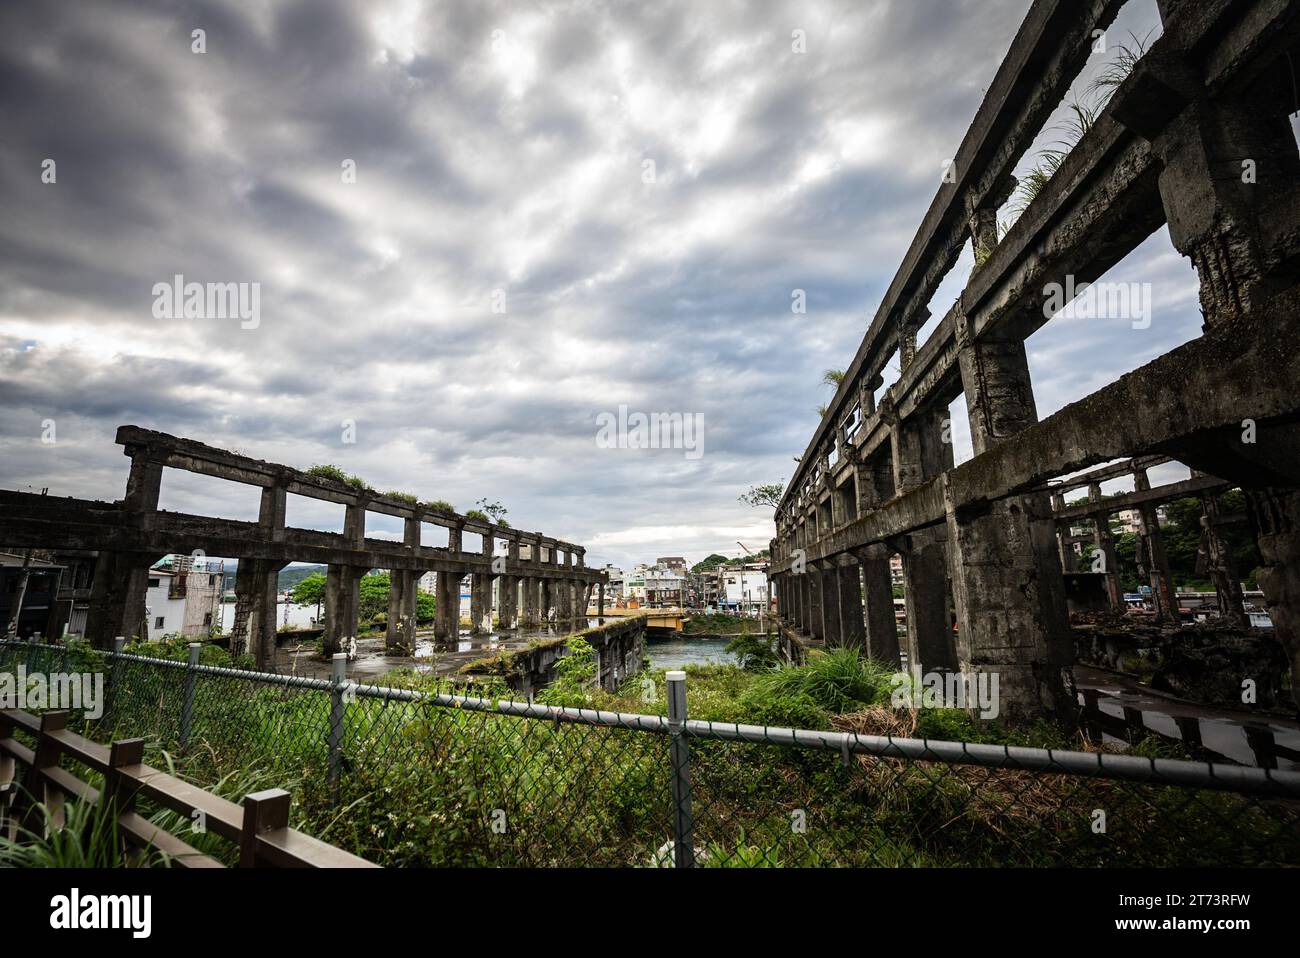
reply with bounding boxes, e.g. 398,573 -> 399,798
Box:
283,492 -> 345,534
994,0 -> 1163,234
1025,226 -> 1198,420
462,531 -> 484,553
946,394 -> 973,466
363,510 -> 402,542
421,522 -> 449,549
157,468 -> 261,521
837,475 -> 857,522
873,349 -> 900,406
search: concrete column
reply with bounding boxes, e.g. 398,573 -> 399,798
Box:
597,582 -> 606,617
1050,493 -> 1076,574
1087,484 -> 1123,611
232,558 -> 286,668
950,330 -> 1072,722
85,449 -> 165,648
434,570 -> 460,642
900,537 -> 956,677
819,564 -> 842,645
496,539 -> 520,630
521,576 -> 539,628
958,336 -> 1037,452
854,545 -> 899,667
498,577 -> 518,630
559,580 -> 575,624
834,558 -> 864,650
122,447 -> 164,515
806,565 -> 825,641
471,534 -> 494,634
889,406 -> 957,676
853,452 -> 900,666
322,565 -> 362,657
540,578 -> 554,624
84,551 -> 159,648
385,570 -> 419,655
1151,93 -> 1300,328
1248,489 -> 1300,711
1133,469 -> 1177,621
1199,491 -> 1247,627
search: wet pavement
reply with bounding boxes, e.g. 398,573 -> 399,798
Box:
1075,664 -> 1300,770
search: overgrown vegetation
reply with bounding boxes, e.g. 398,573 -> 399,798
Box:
4,641 -> 1293,869
682,613 -> 763,635
1001,31 -> 1153,236
725,632 -> 780,671
0,791 -> 169,868
305,463 -> 370,491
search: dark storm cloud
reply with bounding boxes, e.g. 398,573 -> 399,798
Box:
0,0 -> 1189,567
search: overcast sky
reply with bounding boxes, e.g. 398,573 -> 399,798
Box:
1,0 -> 1214,571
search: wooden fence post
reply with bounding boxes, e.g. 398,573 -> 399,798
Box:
239,788 -> 291,866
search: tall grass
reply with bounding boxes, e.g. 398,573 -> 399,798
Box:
1002,31 -> 1152,230
0,792 -> 170,868
748,648 -> 896,714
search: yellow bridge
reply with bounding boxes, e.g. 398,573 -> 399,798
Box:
592,607 -> 685,632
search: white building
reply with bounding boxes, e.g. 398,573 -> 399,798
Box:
602,565 -> 625,598
719,566 -> 769,615
143,555 -> 225,640
625,567 -> 647,601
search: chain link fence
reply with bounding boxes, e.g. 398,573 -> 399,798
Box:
3,638 -> 1299,867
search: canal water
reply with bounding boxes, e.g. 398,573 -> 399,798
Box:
645,636 -> 737,671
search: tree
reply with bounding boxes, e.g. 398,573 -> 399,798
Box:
691,553 -> 729,574
291,573 -> 326,607
291,572 -> 327,626
359,573 -> 391,621
739,482 -> 784,509
475,498 -> 509,526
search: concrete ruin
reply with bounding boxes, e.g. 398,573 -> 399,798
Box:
0,426 -> 606,670
768,0 -> 1300,723
458,613 -> 648,698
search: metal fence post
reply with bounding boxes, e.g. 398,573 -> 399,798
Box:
179,642 -> 201,749
102,636 -> 126,728
666,670 -> 695,868
327,653 -> 348,801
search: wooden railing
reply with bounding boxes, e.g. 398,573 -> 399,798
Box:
0,708 -> 376,868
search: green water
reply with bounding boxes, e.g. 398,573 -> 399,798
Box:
646,637 -> 737,671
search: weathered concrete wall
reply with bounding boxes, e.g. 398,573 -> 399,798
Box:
0,427 -> 606,671
768,0 -> 1300,721
459,613 -> 648,698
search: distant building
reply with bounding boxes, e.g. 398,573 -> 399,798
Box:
656,556 -> 687,575
602,565 -> 625,598
625,566 -> 647,601
644,565 -> 684,608
147,554 -> 225,639
718,565 -> 768,615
